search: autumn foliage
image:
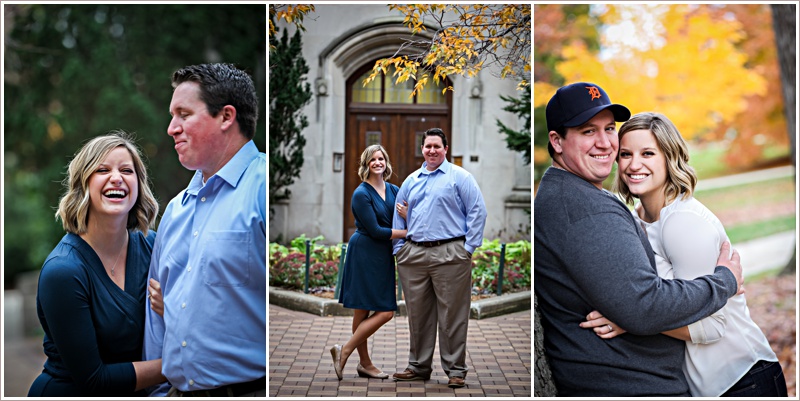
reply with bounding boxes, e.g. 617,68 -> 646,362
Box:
365,4 -> 531,97
268,4 -> 315,49
533,4 -> 790,172
703,5 -> 790,168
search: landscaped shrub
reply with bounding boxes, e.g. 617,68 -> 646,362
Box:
269,252 -> 307,289
471,239 -> 531,294
269,235 -> 531,294
269,234 -> 342,290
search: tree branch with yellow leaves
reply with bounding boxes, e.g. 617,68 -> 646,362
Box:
364,4 -> 531,96
269,4 -> 315,49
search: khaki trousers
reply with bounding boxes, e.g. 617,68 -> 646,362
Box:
396,240 -> 472,379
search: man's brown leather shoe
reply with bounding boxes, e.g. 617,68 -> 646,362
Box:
448,377 -> 466,388
392,369 -> 429,381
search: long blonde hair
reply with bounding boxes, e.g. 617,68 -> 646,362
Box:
614,112 -> 697,206
357,144 -> 394,182
56,131 -> 159,234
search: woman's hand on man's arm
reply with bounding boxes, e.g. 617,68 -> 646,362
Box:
580,310 -> 627,339
148,279 -> 163,317
581,310 -> 695,341
396,200 -> 408,220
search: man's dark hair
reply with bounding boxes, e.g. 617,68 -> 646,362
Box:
172,63 -> 259,139
547,126 -> 567,158
424,127 -> 448,148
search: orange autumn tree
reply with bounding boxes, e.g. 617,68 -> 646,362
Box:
702,4 -> 790,168
541,4 -> 767,151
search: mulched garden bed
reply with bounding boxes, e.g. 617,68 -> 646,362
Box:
745,273 -> 796,397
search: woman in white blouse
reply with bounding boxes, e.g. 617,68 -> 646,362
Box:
580,112 -> 786,397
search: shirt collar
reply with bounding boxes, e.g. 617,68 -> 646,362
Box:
419,158 -> 451,176
183,140 -> 259,200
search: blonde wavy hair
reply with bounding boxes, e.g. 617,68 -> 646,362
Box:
56,131 -> 159,235
614,112 -> 697,206
357,144 -> 393,182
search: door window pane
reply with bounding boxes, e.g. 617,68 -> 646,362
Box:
417,77 -> 446,104
384,65 -> 414,104
352,70 -> 382,103
351,64 -> 447,104
366,131 -> 382,146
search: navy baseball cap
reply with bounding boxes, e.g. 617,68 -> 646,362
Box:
546,82 -> 631,131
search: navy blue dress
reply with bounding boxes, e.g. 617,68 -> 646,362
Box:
339,182 -> 399,311
28,230 -> 156,397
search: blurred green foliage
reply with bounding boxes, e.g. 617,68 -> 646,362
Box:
725,216 -> 796,245
3,4 -> 267,288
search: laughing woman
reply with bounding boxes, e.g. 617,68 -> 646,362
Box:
28,132 -> 166,396
581,112 -> 786,397
331,144 -> 408,380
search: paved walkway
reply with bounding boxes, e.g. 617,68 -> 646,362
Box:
738,230 -> 796,278
4,306 -> 531,398
695,165 -> 794,191
269,305 -> 531,397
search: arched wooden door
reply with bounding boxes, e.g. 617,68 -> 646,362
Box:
343,62 -> 452,241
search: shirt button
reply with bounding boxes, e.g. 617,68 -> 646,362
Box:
181,302 -> 186,309
201,197 -> 206,202
182,341 -> 187,347
187,265 -> 192,272
193,231 -> 198,237
189,380 -> 195,386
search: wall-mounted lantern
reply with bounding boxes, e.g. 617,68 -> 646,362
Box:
470,81 -> 482,98
316,78 -> 329,96
333,152 -> 343,172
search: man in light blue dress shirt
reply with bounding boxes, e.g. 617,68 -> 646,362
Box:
391,128 -> 487,388
143,63 -> 266,397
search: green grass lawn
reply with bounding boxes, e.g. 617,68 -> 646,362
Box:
693,176 -> 796,211
688,141 -> 791,180
688,141 -> 731,179
689,176 -> 795,243
725,215 -> 796,244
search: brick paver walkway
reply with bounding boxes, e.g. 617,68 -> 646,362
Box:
269,305 -> 531,397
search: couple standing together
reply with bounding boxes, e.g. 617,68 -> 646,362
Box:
535,82 -> 787,396
28,63 -> 266,397
331,128 -> 488,388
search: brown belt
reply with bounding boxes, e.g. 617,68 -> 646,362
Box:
406,236 -> 466,247
176,376 -> 265,397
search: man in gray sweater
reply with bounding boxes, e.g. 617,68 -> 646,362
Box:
534,82 -> 744,396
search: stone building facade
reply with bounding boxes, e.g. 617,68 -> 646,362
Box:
270,4 -> 530,244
